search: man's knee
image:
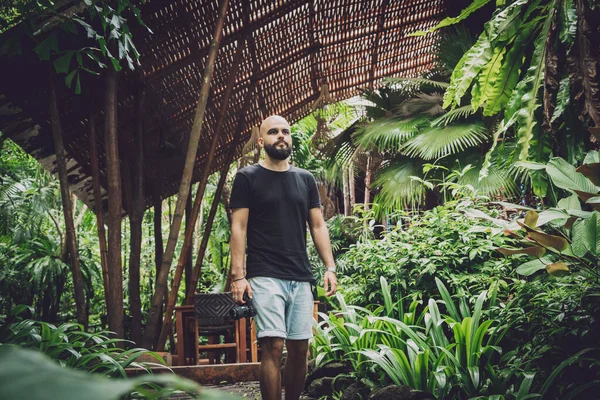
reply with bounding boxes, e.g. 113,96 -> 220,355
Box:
261,337 -> 285,358
285,339 -> 309,359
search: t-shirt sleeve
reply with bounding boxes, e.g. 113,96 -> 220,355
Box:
308,174 -> 321,209
229,172 -> 251,209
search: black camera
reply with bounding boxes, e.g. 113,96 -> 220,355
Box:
229,293 -> 257,320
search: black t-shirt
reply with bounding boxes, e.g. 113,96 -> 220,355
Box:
229,163 -> 321,282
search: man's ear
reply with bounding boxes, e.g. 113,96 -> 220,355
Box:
257,137 -> 264,148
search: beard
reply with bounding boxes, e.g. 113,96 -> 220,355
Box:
263,141 -> 292,160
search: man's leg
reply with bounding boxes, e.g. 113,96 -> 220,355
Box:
260,337 -> 285,400
284,339 -> 309,400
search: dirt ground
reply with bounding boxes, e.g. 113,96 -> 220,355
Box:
168,381 -> 316,399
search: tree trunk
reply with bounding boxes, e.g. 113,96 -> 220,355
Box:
349,164 -> 355,212
88,113 -> 111,319
104,60 -> 124,339
364,154 -> 372,209
142,0 -> 231,349
49,71 -> 87,329
128,90 -> 145,344
343,167 -> 350,216
184,194 -> 193,296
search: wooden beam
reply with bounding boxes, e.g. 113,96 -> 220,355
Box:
88,112 -> 111,318
143,0 -> 231,349
49,71 -> 87,329
154,38 -> 246,352
126,363 -> 260,385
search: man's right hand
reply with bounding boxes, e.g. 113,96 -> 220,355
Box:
231,278 -> 252,304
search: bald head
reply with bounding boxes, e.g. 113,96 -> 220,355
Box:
259,115 -> 290,138
257,115 -> 293,160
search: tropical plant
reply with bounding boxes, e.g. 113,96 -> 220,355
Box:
0,345 -> 237,400
419,0 -> 599,199
311,277 -> 520,398
464,152 -> 600,278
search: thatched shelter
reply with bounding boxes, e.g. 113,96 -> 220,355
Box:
0,0 -> 462,215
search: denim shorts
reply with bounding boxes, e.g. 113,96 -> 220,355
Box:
248,276 -> 314,340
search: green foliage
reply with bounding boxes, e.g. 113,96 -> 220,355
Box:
0,345 -> 236,400
1,0 -> 150,94
336,197 -> 516,307
312,278 -> 523,398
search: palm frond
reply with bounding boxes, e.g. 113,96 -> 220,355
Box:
382,77 -> 450,91
372,157 -> 426,211
431,105 -> 477,126
402,123 -> 489,160
353,116 -> 431,153
396,93 -> 445,117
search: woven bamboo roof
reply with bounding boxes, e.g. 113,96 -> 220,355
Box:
0,0 -> 457,215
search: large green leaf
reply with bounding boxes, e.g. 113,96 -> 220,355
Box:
0,345 -> 234,400
402,123 -> 488,160
516,256 -> 556,276
546,157 -> 600,193
583,212 -> 600,256
471,47 -> 506,110
558,0 -> 577,52
572,219 -> 589,257
408,0 -> 492,36
514,8 -> 554,161
557,193 -> 582,211
583,150 -> 600,165
483,22 -> 534,116
443,34 -> 493,108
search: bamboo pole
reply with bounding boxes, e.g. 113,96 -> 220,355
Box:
154,38 -> 247,351
88,113 -> 111,316
49,71 -> 88,329
185,162 -> 231,305
143,0 -> 231,348
104,56 -> 124,339
129,90 -> 145,344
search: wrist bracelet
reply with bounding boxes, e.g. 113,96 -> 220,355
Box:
232,277 -> 246,282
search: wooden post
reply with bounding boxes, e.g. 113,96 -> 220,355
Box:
129,89 -> 145,344
48,71 -> 88,329
104,56 -> 125,339
154,39 -> 247,351
88,113 -> 111,318
143,0 -> 231,348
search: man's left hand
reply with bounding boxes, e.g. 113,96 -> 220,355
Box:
324,271 -> 337,297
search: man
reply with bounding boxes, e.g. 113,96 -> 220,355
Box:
229,115 -> 338,400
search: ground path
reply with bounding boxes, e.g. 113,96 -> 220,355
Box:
169,381 -> 315,399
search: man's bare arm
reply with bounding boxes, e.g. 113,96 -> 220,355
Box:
230,208 -> 252,303
308,208 -> 337,296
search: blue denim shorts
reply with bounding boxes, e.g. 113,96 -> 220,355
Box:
248,277 -> 314,340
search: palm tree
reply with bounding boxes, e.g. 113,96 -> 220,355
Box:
321,27 -> 518,215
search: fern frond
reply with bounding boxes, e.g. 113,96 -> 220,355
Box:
382,77 -> 449,91
402,123 -> 489,160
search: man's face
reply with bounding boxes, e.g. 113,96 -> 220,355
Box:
259,116 -> 292,160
